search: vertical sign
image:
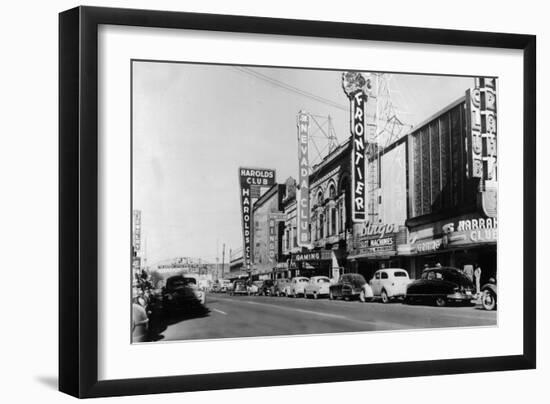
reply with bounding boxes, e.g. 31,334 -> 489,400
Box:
351,91 -> 367,221
132,210 -> 141,252
239,168 -> 276,270
479,78 -> 497,181
479,77 -> 498,217
268,218 -> 276,263
342,71 -> 369,222
297,111 -> 311,247
466,87 -> 484,178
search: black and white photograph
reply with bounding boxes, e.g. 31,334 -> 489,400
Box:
131,62 -> 499,343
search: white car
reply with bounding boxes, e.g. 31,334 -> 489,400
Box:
304,276 -> 331,299
288,277 -> 310,297
369,268 -> 411,303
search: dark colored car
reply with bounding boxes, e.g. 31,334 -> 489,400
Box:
258,280 -> 275,296
230,279 -> 248,295
480,277 -> 497,310
161,275 -> 206,313
273,278 -> 291,296
329,273 -> 368,301
405,267 -> 475,307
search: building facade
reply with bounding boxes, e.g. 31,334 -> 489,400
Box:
404,79 -> 498,283
246,80 -> 497,285
251,183 -> 285,279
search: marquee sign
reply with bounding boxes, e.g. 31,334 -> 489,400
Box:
239,167 -> 276,270
297,111 -> 311,247
342,72 -> 369,222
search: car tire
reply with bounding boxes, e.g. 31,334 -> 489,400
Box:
435,296 -> 447,307
359,290 -> 366,303
381,290 -> 389,304
482,290 -> 497,311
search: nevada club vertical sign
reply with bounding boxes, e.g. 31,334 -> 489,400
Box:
239,168 -> 276,270
342,72 -> 368,222
297,111 -> 311,247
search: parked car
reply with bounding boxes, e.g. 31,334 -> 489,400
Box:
219,279 -> 232,293
405,267 -> 475,307
247,281 -> 263,295
258,279 -> 275,296
304,276 -> 331,299
369,268 -> 411,303
230,279 -> 249,296
211,282 -> 222,293
288,277 -> 310,297
274,278 -> 291,296
329,273 -> 373,302
161,275 -> 206,313
480,277 -> 497,310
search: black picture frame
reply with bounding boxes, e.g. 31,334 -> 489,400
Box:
59,5 -> 536,398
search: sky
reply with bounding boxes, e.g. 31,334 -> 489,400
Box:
132,61 -> 474,265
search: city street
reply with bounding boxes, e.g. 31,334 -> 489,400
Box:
160,293 -> 496,341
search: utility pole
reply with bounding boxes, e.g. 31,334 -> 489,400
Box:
221,243 -> 226,279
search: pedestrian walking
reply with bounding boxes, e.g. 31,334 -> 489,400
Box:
474,264 -> 482,294
463,264 -> 474,283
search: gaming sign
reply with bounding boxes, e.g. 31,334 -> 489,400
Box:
239,167 -> 276,270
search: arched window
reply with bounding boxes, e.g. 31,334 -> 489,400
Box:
317,190 -> 324,206
328,184 -> 336,200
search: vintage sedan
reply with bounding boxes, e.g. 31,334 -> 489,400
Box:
369,268 -> 411,303
329,273 -> 373,302
304,276 -> 331,299
405,267 -> 475,307
230,279 -> 249,296
161,275 -> 206,313
258,279 -> 275,296
273,278 -> 291,296
288,276 -> 310,297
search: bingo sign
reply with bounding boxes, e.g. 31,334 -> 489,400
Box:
239,167 -> 276,270
342,72 -> 368,222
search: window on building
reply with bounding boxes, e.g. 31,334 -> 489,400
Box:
331,207 -> 337,235
329,184 -> 336,199
319,213 -> 324,239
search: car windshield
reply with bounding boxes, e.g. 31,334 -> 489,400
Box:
166,277 -> 195,288
298,278 -> 308,282
317,278 -> 330,283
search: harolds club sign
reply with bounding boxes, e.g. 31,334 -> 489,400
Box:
239,167 -> 276,270
342,71 -> 369,222
297,111 -> 311,247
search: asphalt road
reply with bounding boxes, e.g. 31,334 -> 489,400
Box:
159,293 -> 497,342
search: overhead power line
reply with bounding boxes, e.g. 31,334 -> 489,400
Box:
233,66 -> 348,112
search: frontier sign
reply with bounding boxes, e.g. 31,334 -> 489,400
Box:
342,71 -> 369,222
239,167 -> 276,270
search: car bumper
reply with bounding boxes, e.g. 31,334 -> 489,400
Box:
446,292 -> 474,301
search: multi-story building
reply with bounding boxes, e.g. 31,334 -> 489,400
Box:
404,80 -> 498,282
347,136 -> 409,281
251,183 -> 286,279
284,140 -> 352,280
